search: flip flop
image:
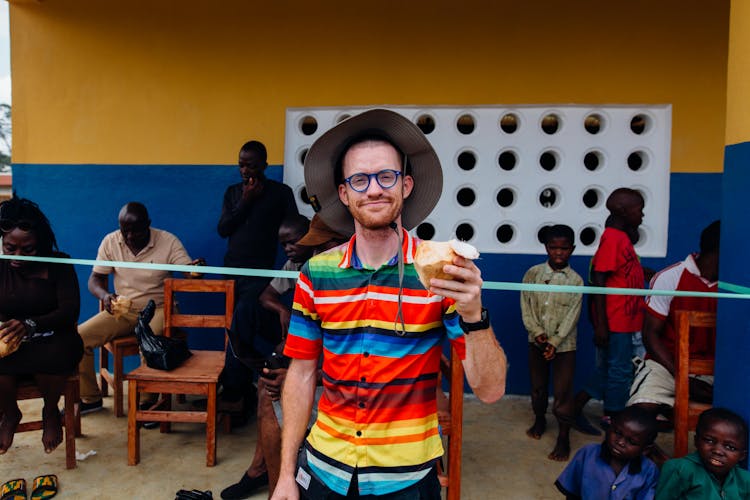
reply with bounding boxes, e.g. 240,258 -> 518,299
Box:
30,474 -> 57,500
0,478 -> 26,500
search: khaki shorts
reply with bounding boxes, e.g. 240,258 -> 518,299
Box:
628,359 -> 713,407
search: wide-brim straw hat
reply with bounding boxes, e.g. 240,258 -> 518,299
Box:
296,214 -> 346,247
304,109 -> 443,237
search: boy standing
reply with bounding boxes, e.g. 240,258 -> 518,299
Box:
656,408 -> 750,499
575,188 -> 646,429
556,406 -> 660,499
521,225 -> 583,461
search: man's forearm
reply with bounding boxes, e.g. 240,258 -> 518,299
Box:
278,359 -> 318,479
462,327 -> 507,403
88,273 -> 109,300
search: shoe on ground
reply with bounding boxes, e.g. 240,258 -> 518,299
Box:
572,414 -> 602,436
80,400 -> 104,415
220,472 -> 269,499
138,401 -> 160,429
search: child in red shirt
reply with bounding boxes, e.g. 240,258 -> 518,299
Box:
574,188 -> 645,432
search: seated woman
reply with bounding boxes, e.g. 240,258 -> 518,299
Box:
0,197 -> 83,454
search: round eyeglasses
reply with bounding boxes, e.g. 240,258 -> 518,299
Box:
344,169 -> 402,193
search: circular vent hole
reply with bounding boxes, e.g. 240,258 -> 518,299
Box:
584,114 -> 604,134
627,151 -> 645,171
496,188 -> 515,207
539,187 -> 559,208
458,151 -> 477,171
584,151 -> 602,171
630,114 -> 649,134
539,151 -> 558,171
456,223 -> 474,241
457,187 -> 476,207
416,114 -> 436,134
541,114 -> 560,134
580,227 -> 598,246
416,222 -> 435,240
299,148 -> 308,165
300,116 -> 318,135
496,224 -> 514,244
583,188 -> 600,208
457,114 -> 475,135
500,113 -> 518,133
498,151 -> 517,171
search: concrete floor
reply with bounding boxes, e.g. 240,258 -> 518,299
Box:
2,394 -> 677,499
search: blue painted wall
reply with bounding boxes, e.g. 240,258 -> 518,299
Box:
714,143 -> 750,423
9,166 -> 723,394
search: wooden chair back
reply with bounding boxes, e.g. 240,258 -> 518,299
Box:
673,310 -> 716,458
163,278 -> 235,345
436,345 -> 464,500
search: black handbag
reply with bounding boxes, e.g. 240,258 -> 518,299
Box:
135,300 -> 192,371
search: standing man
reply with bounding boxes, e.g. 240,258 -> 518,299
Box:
77,202 -> 201,413
218,140 -> 299,404
273,110 -> 507,499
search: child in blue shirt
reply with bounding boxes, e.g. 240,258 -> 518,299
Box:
656,407 -> 750,499
556,405 -> 659,499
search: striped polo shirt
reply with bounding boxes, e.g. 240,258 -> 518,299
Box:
284,229 -> 466,496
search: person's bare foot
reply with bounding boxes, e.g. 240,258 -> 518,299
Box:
526,416 -> 546,439
42,405 -> 63,454
548,436 -> 570,461
0,406 -> 22,454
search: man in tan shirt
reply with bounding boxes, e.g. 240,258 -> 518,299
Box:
77,202 -> 201,413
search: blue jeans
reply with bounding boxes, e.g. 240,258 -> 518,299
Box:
584,332 -> 635,413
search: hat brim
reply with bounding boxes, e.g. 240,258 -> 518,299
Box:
303,109 -> 443,237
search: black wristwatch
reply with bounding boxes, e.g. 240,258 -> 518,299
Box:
459,308 -> 490,334
23,318 -> 37,338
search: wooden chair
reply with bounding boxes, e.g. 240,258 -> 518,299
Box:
16,374 -> 82,469
673,310 -> 716,458
126,278 -> 234,466
436,346 -> 464,500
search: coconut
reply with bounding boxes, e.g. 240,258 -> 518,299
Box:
414,239 -> 480,289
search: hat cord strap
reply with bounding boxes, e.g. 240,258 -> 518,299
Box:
392,225 -> 407,336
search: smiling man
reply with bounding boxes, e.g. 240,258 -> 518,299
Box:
272,110 -> 507,500
77,202 -> 201,414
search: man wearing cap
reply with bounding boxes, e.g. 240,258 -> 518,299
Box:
222,214 -> 347,500
273,110 -> 507,499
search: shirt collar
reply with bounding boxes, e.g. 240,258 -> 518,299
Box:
685,253 -> 717,287
543,261 -> 572,276
599,441 -> 643,474
116,228 -> 155,256
338,228 -> 415,270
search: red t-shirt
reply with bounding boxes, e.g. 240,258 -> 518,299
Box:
591,227 -> 645,332
645,254 -> 716,360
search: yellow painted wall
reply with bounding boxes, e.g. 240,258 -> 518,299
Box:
725,0 -> 750,145
10,0 -> 729,170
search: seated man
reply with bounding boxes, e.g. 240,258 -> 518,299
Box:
627,220 -> 720,418
77,202 -> 202,414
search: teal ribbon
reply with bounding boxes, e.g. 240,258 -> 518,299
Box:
0,254 -> 748,299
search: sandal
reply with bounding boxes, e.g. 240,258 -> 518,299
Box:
175,489 -> 212,499
30,474 -> 57,500
0,479 -> 26,500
